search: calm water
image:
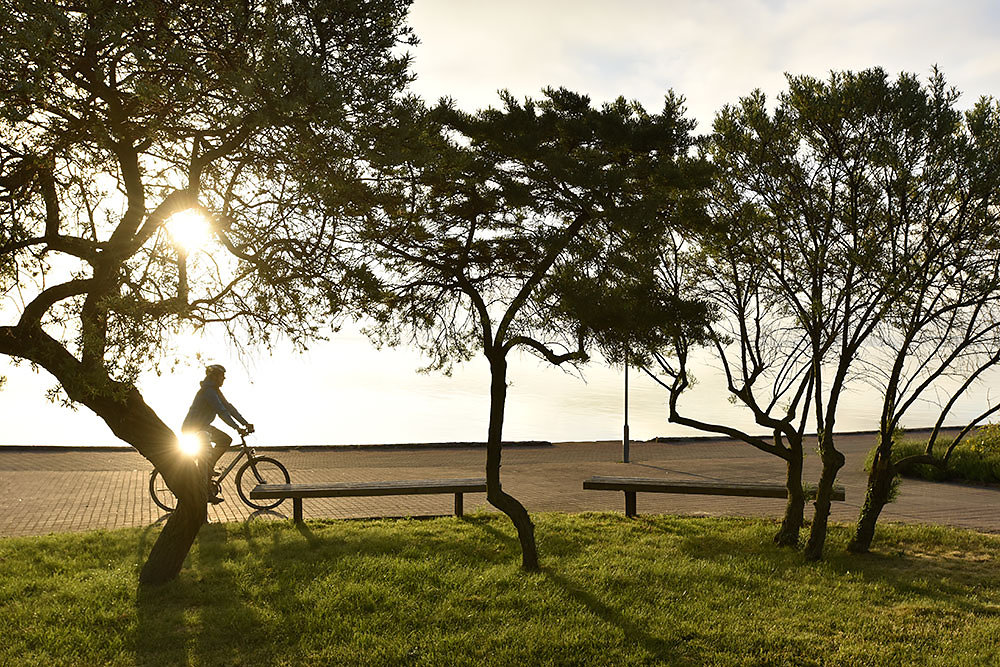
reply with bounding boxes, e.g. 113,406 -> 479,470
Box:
2,329 -> 997,447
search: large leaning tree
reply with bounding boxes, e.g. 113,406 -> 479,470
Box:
337,90 -> 712,570
0,0 -> 414,584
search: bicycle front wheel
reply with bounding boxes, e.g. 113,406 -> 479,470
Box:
236,456 -> 290,510
149,469 -> 177,512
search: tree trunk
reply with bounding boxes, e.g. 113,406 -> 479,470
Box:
485,352 -> 540,571
139,445 -> 210,584
2,313 -> 208,585
848,440 -> 895,554
804,435 -> 845,561
77,386 -> 208,585
774,434 -> 805,547
95,389 -> 208,585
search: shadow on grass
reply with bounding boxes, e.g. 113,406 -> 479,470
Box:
820,541 -> 1000,615
213,513 -> 521,575
135,523 -> 264,666
466,514 -> 688,660
293,520 -> 322,548
668,518 -> 1000,616
246,508 -> 288,522
544,569 -> 688,662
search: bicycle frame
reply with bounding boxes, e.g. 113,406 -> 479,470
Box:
150,431 -> 288,512
211,435 -> 254,484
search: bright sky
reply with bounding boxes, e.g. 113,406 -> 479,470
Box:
3,0 -> 1000,446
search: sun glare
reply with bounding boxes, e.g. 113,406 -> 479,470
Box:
177,432 -> 205,457
165,209 -> 212,253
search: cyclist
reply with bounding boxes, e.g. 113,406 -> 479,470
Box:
182,364 -> 254,503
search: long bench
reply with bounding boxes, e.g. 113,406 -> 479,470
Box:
250,478 -> 487,523
583,476 -> 846,518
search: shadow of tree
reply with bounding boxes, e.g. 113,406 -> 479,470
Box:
134,523 -> 263,666
544,569 -> 689,663
120,514 -> 998,665
670,520 -> 1000,616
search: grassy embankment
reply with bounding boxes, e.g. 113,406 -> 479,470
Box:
2,514 -> 999,666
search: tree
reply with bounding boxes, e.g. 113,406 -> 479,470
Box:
847,91 -> 1000,552
644,211 -> 817,547
657,69 -> 970,560
0,0 -> 414,583
345,90 -> 711,570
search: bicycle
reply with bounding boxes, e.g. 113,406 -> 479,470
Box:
149,430 -> 290,512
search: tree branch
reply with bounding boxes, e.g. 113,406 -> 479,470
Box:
504,335 -> 588,365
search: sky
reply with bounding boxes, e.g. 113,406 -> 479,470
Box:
3,0 -> 1000,446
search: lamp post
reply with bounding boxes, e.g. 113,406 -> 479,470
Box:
623,352 -> 630,463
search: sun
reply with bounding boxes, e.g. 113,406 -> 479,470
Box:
165,209 -> 212,254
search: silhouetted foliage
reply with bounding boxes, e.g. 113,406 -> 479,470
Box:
0,0 -> 414,583
845,74 -> 1000,553
338,89 -> 713,569
642,68 -> 1000,559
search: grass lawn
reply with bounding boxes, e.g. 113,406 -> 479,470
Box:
2,513 -> 999,666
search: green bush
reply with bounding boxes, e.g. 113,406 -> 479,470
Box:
890,424 -> 1000,484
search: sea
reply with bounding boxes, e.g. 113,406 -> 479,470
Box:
2,327 -> 997,448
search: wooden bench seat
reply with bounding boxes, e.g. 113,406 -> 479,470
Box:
250,478 -> 487,522
583,475 -> 846,517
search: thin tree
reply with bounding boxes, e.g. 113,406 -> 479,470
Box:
643,214 -> 817,547
344,90 -> 711,570
848,91 -> 1000,551
0,0 -> 413,583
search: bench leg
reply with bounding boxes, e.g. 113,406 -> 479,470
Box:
455,492 -> 464,517
625,491 -> 637,518
293,498 -> 303,523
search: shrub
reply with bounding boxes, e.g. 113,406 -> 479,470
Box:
888,425 -> 1000,484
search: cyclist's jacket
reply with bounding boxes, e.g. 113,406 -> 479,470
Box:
182,381 -> 249,432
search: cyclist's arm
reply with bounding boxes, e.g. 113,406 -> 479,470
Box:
207,389 -> 242,430
222,399 -> 250,428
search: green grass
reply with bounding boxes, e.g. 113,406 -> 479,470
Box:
3,514 -> 1000,666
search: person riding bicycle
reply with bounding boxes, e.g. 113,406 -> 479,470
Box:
182,364 -> 254,503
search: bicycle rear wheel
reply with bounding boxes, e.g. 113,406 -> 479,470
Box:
236,456 -> 290,510
149,469 -> 177,512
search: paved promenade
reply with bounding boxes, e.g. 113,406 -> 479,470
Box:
1,429 -> 997,538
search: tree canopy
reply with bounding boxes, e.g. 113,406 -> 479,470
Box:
332,88 -> 713,569
640,67 -> 1000,558
0,0 -> 415,583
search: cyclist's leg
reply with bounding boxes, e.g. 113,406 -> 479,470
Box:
204,425 -> 233,469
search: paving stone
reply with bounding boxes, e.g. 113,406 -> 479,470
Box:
0,430 -> 997,537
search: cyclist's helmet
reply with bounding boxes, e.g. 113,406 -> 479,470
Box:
205,364 -> 226,377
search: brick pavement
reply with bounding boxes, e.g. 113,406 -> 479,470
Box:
1,429 -> 997,538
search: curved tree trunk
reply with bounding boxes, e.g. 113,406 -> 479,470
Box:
848,442 -> 895,554
1,325 -> 206,584
774,433 -> 805,547
141,473 -> 208,584
76,387 -> 208,585
804,436 -> 845,561
88,388 -> 208,585
486,352 -> 540,571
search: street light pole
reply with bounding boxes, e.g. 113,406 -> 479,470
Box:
623,353 -> 630,463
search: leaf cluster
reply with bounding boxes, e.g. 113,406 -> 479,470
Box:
0,0 -> 414,388
346,88 -> 714,370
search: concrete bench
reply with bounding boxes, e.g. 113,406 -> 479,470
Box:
583,476 -> 846,518
250,478 -> 487,523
